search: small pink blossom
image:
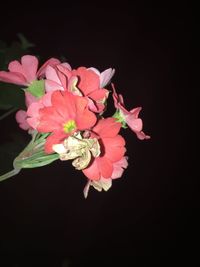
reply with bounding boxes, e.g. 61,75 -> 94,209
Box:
45,64 -> 111,113
26,91 -> 53,130
15,110 -> 30,130
72,67 -> 109,113
112,84 -> 150,140
83,156 -> 128,198
82,118 -> 126,181
0,55 -> 60,86
15,92 -> 37,130
45,63 -> 73,92
88,67 -> 115,88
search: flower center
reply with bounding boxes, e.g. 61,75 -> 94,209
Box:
63,120 -> 77,134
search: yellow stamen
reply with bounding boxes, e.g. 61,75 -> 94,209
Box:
63,120 -> 76,133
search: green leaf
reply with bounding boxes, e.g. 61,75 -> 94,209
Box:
17,33 -> 35,50
26,80 -> 45,98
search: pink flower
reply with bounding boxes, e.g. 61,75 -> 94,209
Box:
45,64 -> 113,113
82,118 -> 126,181
112,84 -> 150,140
26,91 -> 53,130
72,67 -> 109,113
36,90 -> 97,154
83,156 -> 128,198
15,92 -> 37,130
111,156 -> 128,179
88,67 -> 115,88
15,110 -> 29,130
0,55 -> 60,86
45,63 -> 73,92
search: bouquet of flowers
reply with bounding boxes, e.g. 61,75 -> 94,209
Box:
0,55 -> 150,197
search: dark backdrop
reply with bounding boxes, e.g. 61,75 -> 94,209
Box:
0,3 -> 198,266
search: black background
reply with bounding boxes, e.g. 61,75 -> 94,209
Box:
0,3 -> 198,266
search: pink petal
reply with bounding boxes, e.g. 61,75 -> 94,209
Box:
57,69 -> 67,89
61,62 -> 72,71
8,60 -> 25,75
37,106 -> 63,132
136,131 -> 151,140
126,117 -> 143,132
87,98 -> 99,112
103,136 -> 126,162
45,80 -> 64,92
0,71 -> 27,86
111,157 -> 128,179
27,102 -> 43,129
57,63 -> 72,80
83,180 -> 91,198
111,84 -> 127,113
45,65 -> 61,84
37,58 -> 61,78
72,67 -> 100,95
88,88 -> 108,101
97,157 -> 113,179
87,97 -> 105,113
130,107 -> 142,118
51,91 -> 73,120
93,118 -> 121,138
45,131 -> 67,154
25,92 -> 37,107
100,68 -> 115,88
15,110 -> 30,130
21,55 -> 38,83
82,159 -> 100,180
41,91 -> 53,106
75,97 -> 97,130
88,67 -> 100,76
94,103 -> 105,113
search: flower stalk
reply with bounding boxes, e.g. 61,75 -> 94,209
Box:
0,132 -> 59,182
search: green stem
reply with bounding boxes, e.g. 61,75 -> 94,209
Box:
0,168 -> 21,182
0,107 -> 17,121
0,132 -> 57,182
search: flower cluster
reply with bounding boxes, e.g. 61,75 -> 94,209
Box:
0,55 -> 150,197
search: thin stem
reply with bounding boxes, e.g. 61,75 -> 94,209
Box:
0,168 -> 21,182
0,107 -> 18,121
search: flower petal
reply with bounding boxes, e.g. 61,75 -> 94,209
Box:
93,118 -> 121,138
82,159 -> 100,180
45,131 -> 67,154
45,80 -> 64,92
75,97 -> 97,130
103,136 -> 126,162
57,63 -> 72,80
51,91 -> 75,120
126,117 -> 143,132
73,67 -> 100,95
111,157 -> 128,179
21,55 -> 38,83
130,107 -> 142,118
15,110 -> 30,130
37,106 -> 63,132
0,71 -> 27,86
45,65 -> 61,85
136,131 -> 151,140
88,88 -> 108,101
100,68 -> 115,88
37,58 -> 61,77
97,157 -> 113,178
8,60 -> 25,75
25,92 -> 37,107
